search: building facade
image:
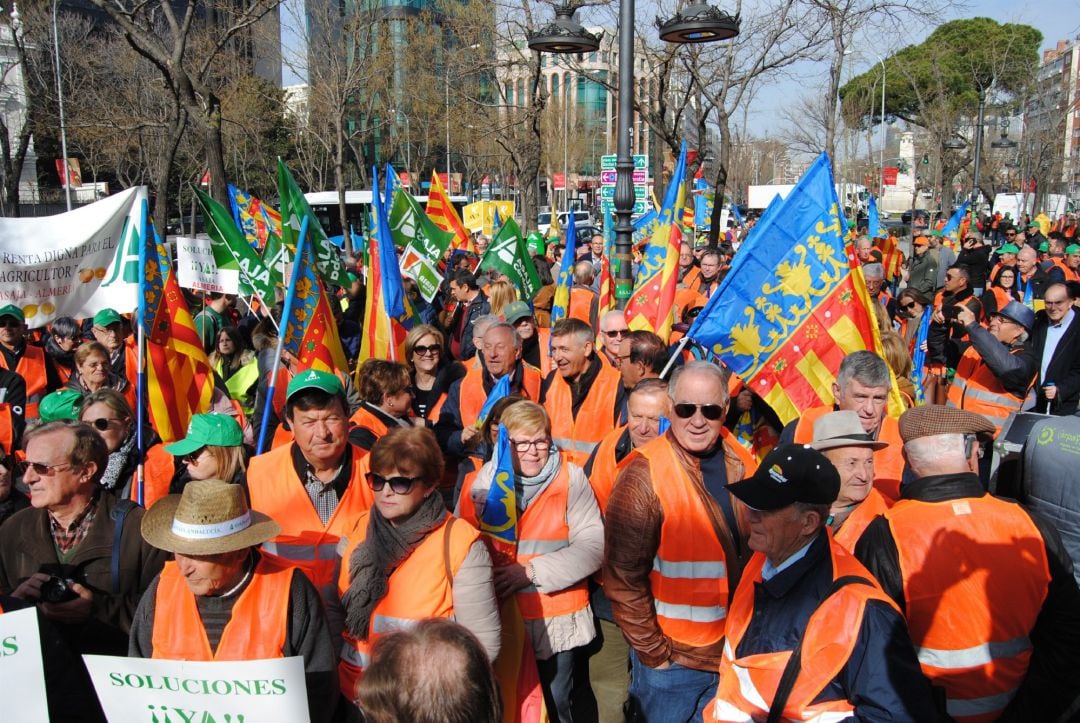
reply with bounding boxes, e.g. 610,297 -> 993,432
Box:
1029,37 -> 1080,197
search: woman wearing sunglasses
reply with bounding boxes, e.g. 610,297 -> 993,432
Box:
458,400 -> 603,722
404,324 -> 464,424
162,413 -> 247,500
982,266 -> 1022,319
66,341 -> 135,411
79,388 -> 173,505
337,427 -> 500,708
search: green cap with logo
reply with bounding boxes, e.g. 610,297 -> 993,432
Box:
999,243 -> 1020,254
93,308 -> 124,327
1039,241 -> 1050,253
502,301 -> 533,325
39,389 -> 83,422
0,304 -> 24,323
526,231 -> 546,257
164,413 -> 244,456
286,369 -> 343,400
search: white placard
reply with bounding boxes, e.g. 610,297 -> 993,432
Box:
83,654 -> 310,723
175,235 -> 241,295
0,607 -> 50,723
0,186 -> 146,328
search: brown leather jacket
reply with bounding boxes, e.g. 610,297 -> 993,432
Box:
602,431 -> 750,671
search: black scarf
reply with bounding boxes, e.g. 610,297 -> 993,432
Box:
342,493 -> 448,639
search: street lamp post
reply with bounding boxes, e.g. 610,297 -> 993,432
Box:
877,55 -> 886,195
972,86 -> 986,207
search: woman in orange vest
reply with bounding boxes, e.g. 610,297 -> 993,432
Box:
338,427 -> 500,707
132,478 -> 338,723
66,342 -> 136,411
350,359 -> 416,452
161,413 -> 248,506
458,400 -> 602,722
404,324 -> 464,424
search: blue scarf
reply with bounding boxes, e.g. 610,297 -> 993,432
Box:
910,309 -> 933,404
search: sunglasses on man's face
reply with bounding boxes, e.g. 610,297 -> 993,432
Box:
672,403 -> 725,421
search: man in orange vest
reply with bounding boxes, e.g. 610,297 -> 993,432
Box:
133,478 -> 337,723
782,351 -> 905,501
541,318 -> 622,466
604,361 -> 756,722
690,247 -> 724,298
855,405 -> 1080,721
597,309 -> 629,367
0,304 -> 60,420
706,443 -> 935,722
247,370 -> 375,637
569,260 -> 600,329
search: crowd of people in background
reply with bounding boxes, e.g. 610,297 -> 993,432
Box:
0,205 -> 1078,722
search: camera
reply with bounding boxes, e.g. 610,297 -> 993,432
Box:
38,563 -> 79,604
943,304 -> 961,322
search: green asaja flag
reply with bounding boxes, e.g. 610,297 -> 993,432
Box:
194,187 -> 275,300
391,190 -> 453,302
276,158 -> 349,287
479,217 -> 541,299
261,229 -> 291,287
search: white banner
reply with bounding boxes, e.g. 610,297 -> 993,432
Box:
83,654 -> 310,723
175,236 -> 241,294
0,607 -> 50,723
0,186 -> 146,328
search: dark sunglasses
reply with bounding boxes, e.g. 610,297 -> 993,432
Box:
367,472 -> 424,494
182,448 -> 206,464
602,329 -> 628,338
88,417 -> 125,431
673,403 -> 725,420
16,461 -> 73,477
412,344 -> 440,356
901,301 -> 919,310
0,318 -> 21,328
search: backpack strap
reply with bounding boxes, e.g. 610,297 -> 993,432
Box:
766,575 -> 875,723
110,499 -> 137,595
443,516 -> 457,583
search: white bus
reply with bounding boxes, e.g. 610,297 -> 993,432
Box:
304,190 -> 469,239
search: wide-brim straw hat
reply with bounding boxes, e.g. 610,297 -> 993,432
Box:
141,479 -> 280,555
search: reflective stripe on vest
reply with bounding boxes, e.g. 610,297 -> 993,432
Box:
917,636 -> 1031,669
339,645 -> 370,670
552,437 -> 599,455
655,600 -> 727,624
371,614 -> 422,635
653,555 -> 727,580
543,361 -> 621,466
947,347 -> 1029,430
518,538 -> 569,555
946,689 -> 1019,719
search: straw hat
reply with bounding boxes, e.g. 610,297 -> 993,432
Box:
141,479 -> 280,554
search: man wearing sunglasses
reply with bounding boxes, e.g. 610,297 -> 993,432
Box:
604,361 -> 757,722
597,310 -> 629,368
0,304 -> 61,420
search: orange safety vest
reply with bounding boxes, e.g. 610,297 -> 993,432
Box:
832,487 -> 890,553
459,458 -> 589,621
424,392 -> 447,423
1051,258 -> 1079,282
348,406 -> 391,442
543,362 -> 621,466
0,402 -> 14,458
151,555 -> 294,660
131,444 -> 175,508
707,537 -> 897,723
458,363 -> 542,429
535,328 -> 552,376
635,435 -> 732,648
793,406 -> 905,502
568,287 -> 597,327
947,346 -> 1032,435
586,425 -> 628,514
886,495 -> 1050,722
336,513 -> 479,695
247,443 -> 375,602
0,344 -> 48,419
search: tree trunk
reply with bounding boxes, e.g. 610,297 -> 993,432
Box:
204,93 -> 229,206
154,104 -> 187,232
707,114 -> 733,247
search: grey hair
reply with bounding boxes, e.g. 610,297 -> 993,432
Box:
793,501 -> 830,529
862,262 -> 884,279
1015,330 -> 1029,344
471,315 -> 500,338
483,321 -> 522,350
668,360 -> 730,405
836,351 -> 890,392
903,433 -> 968,476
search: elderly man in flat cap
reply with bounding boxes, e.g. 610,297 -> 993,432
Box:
705,444 -> 936,722
130,479 -> 338,723
855,405 -> 1080,722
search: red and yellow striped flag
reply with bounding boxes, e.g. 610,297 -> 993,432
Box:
426,172 -> 475,254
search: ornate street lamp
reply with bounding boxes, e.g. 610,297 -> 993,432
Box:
527,5 -> 600,54
943,136 -> 966,150
657,3 -> 740,44
991,116 -> 1017,150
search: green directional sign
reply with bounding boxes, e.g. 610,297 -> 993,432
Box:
600,155 -> 648,171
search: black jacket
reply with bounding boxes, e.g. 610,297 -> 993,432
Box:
1031,308 -> 1080,415
447,291 -> 490,361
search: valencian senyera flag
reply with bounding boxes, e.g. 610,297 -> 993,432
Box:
277,158 -> 349,286
426,171 -> 474,255
632,207 -> 659,246
624,142 -> 688,342
685,152 -> 904,425
279,219 -> 349,375
478,217 -> 542,301
139,211 -> 213,443
599,204 -> 617,312
228,184 -> 281,251
549,208 -> 578,325
475,374 -> 511,430
867,195 -> 881,239
194,187 -> 275,301
359,164 -> 413,363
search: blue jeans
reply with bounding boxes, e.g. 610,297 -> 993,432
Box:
626,649 -> 718,723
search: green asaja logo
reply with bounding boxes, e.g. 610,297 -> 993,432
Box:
101,216 -> 141,287
1037,427 -> 1055,446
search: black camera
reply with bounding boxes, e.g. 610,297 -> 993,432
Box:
38,564 -> 79,604
943,304 -> 961,322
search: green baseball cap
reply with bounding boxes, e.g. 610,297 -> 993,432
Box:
39,389 -> 83,422
502,301 -> 533,325
93,308 -> 124,327
1027,220 -> 1040,228
526,231 -> 546,256
1039,241 -> 1049,253
164,413 -> 244,456
0,304 -> 24,323
1066,244 -> 1080,255
999,243 -> 1020,254
286,369 -> 343,401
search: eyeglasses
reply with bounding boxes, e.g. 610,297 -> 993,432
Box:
673,403 -> 725,420
182,448 -> 206,465
16,461 -> 73,477
602,329 -> 628,339
412,344 -> 440,356
367,472 -> 424,494
511,438 -> 551,453
87,417 -> 125,431
901,302 -> 919,310
945,274 -> 960,281
1005,232 -> 1016,237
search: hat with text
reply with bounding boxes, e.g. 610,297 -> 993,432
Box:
0,304 -> 24,323
503,301 -> 534,325
727,443 -> 840,511
93,308 -> 124,327
39,389 -> 83,422
142,479 -> 280,555
898,405 -> 996,444
810,410 -> 888,452
164,413 -> 244,457
286,368 -> 343,400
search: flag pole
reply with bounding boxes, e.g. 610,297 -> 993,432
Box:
256,215 -> 309,454
135,197 -> 149,506
660,335 -> 690,380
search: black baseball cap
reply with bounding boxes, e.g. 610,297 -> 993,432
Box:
727,443 -> 840,511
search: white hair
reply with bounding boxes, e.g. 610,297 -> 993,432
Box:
903,434 -> 969,476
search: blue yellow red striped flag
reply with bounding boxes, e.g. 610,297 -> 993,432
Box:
686,152 -> 903,424
228,184 -> 281,251
598,205 -> 616,312
360,165 -> 412,362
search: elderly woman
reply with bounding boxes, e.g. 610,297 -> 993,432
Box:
67,341 -> 135,410
458,400 -> 603,723
405,324 -> 464,423
163,413 -> 247,500
131,478 -> 337,723
349,359 -> 417,451
79,388 -> 171,503
337,427 -> 500,707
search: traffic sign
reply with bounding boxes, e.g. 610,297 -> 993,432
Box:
600,169 -> 649,185
600,155 -> 648,171
601,199 -> 650,215
599,186 -> 647,200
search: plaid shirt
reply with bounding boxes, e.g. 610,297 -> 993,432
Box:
49,496 -> 99,554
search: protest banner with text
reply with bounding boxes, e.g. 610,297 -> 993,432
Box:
0,607 -> 50,723
175,236 -> 241,295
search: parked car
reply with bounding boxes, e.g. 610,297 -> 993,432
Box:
901,209 -> 930,229
537,209 -> 594,236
